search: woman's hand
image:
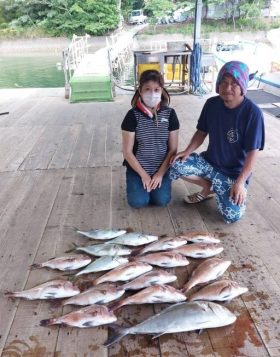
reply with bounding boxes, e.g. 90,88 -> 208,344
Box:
170,150 -> 189,164
150,172 -> 163,190
230,181 -> 247,205
141,174 -> 152,192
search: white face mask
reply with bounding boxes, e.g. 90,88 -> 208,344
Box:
141,92 -> 162,109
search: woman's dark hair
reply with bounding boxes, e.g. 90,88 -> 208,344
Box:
131,69 -> 170,107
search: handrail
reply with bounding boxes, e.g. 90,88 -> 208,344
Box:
62,34 -> 90,98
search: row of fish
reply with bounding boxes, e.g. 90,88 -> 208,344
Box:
5,229 -> 247,345
40,300 -> 237,338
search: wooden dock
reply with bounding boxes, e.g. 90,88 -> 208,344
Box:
0,87 -> 279,357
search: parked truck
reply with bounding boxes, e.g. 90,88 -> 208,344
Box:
128,9 -> 147,24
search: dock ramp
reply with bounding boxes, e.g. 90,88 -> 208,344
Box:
63,35 -> 112,103
70,49 -> 113,103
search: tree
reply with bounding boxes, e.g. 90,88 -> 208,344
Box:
0,0 -> 121,36
144,0 -> 174,19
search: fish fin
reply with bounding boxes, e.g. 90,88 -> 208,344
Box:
82,321 -> 95,327
152,332 -> 166,339
103,324 -> 127,347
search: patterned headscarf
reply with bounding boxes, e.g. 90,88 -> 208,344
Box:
216,61 -> 250,95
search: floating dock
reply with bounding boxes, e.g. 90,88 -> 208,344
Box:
0,87 -> 280,356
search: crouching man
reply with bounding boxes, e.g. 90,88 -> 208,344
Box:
170,61 -> 265,223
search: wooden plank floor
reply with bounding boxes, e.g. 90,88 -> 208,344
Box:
0,88 -> 279,357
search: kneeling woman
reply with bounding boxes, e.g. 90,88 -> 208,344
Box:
122,70 -> 179,208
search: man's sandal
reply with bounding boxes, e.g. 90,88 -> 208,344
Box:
184,192 -> 215,204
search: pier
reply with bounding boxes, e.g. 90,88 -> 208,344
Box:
0,86 -> 280,356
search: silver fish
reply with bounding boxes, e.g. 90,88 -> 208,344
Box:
137,236 -> 188,255
136,252 -> 189,268
188,279 -> 248,302
173,243 -> 224,258
40,305 -> 117,328
122,269 -> 177,291
76,228 -> 126,240
106,232 -> 158,246
31,255 -> 91,271
93,262 -> 153,285
76,243 -> 131,256
5,280 -> 80,300
182,258 -> 231,293
178,231 -> 220,244
75,256 -> 129,276
62,284 -> 125,306
111,285 -> 186,310
104,301 -> 236,346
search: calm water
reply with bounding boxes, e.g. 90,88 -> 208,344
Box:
0,54 -> 65,88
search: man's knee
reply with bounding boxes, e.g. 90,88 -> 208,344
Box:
219,205 -> 246,224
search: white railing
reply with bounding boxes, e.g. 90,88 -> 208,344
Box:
62,34 -> 90,98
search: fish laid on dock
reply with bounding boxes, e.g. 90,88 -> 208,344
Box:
104,301 -> 236,346
136,236 -> 188,255
62,284 -> 125,306
76,243 -> 132,256
182,257 -> 231,293
106,232 -> 158,246
92,262 -> 153,285
173,243 -> 224,258
110,285 -> 186,311
40,305 -> 117,328
188,279 -> 248,302
31,255 -> 91,271
76,228 -> 126,240
135,252 -> 189,268
178,231 -> 220,244
122,269 -> 177,290
75,256 -> 129,276
5,280 -> 80,300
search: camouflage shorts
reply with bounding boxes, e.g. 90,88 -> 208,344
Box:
169,153 -> 247,224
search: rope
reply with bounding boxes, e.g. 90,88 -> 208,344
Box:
190,43 -> 205,95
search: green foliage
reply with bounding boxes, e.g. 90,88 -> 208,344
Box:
0,0 -> 279,38
144,0 -> 174,18
0,0 -> 120,36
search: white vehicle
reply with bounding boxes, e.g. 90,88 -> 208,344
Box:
128,9 -> 147,25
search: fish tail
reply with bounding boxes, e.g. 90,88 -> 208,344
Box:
52,299 -> 64,308
92,277 -> 102,286
130,247 -> 143,257
40,318 -> 56,326
70,226 -> 79,232
5,291 -> 17,298
103,324 -> 128,347
108,301 -> 122,312
65,242 -> 79,253
30,263 -> 42,269
125,227 -> 134,233
182,282 -> 192,294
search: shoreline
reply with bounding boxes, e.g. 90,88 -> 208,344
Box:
0,30 -> 272,53
0,36 -> 107,53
